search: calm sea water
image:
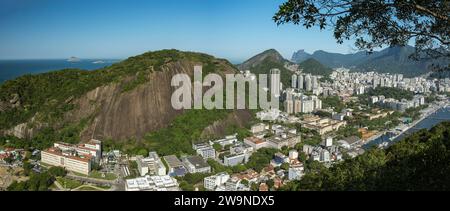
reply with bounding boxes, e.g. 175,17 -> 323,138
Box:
0,59 -> 121,84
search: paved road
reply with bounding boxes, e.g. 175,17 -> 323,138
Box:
53,180 -> 66,191
72,184 -> 112,191
66,173 -> 117,185
66,173 -> 125,191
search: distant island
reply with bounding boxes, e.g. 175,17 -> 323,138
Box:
93,60 -> 105,64
67,56 -> 81,62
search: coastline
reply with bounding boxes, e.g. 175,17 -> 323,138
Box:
362,99 -> 450,149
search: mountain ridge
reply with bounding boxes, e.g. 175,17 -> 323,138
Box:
237,49 -> 294,86
238,49 -> 334,86
291,46 -> 449,77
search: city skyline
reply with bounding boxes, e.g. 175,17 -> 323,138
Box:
0,0 -> 357,62
1,0 -> 448,195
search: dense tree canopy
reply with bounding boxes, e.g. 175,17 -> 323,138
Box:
7,166 -> 67,191
274,0 -> 449,71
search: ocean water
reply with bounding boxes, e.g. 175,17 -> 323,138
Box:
0,59 -> 121,84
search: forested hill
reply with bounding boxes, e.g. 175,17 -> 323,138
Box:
298,58 -> 333,76
0,50 -> 254,155
282,121 -> 450,191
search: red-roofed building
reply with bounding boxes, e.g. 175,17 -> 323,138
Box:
40,140 -> 101,175
244,137 -> 268,150
259,183 -> 269,191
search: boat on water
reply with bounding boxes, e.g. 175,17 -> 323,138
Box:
378,142 -> 389,148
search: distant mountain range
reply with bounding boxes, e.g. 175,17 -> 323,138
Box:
237,49 -> 333,86
291,46 -> 449,77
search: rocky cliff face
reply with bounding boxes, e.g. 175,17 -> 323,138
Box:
291,49 -> 312,63
71,60 -> 236,141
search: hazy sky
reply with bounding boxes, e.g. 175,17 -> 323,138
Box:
0,0 -> 356,62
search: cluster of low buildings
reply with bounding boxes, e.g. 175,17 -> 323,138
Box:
302,136 -> 365,164
271,150 -> 305,181
371,95 -> 426,111
256,109 -> 281,121
0,148 -> 26,164
331,109 -> 353,121
245,127 -> 300,150
328,68 -> 450,96
204,172 -> 235,191
203,148 -> 309,191
192,127 -> 301,168
193,134 -> 251,167
301,115 -> 347,135
127,152 -> 212,191
303,137 -> 338,163
135,152 -> 166,176
125,128 -> 304,191
125,175 -> 179,191
162,154 -> 212,177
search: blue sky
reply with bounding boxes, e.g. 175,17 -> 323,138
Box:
0,0 -> 356,62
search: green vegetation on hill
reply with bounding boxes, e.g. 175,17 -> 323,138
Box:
100,109 -> 232,157
347,111 -> 402,131
282,122 -> 450,191
144,109 -> 230,156
0,69 -> 108,130
0,118 -> 90,150
176,172 -> 212,191
370,87 -> 414,101
116,50 -> 231,92
0,50 -> 233,132
334,126 -> 362,140
248,57 -> 293,88
299,58 -> 333,76
320,96 -> 345,112
7,166 -> 66,191
246,148 -> 279,172
0,50 -> 240,155
56,177 -> 83,189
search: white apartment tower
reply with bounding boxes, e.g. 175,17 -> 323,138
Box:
298,74 -> 304,90
291,74 -> 298,89
305,74 -> 312,91
270,69 -> 281,97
